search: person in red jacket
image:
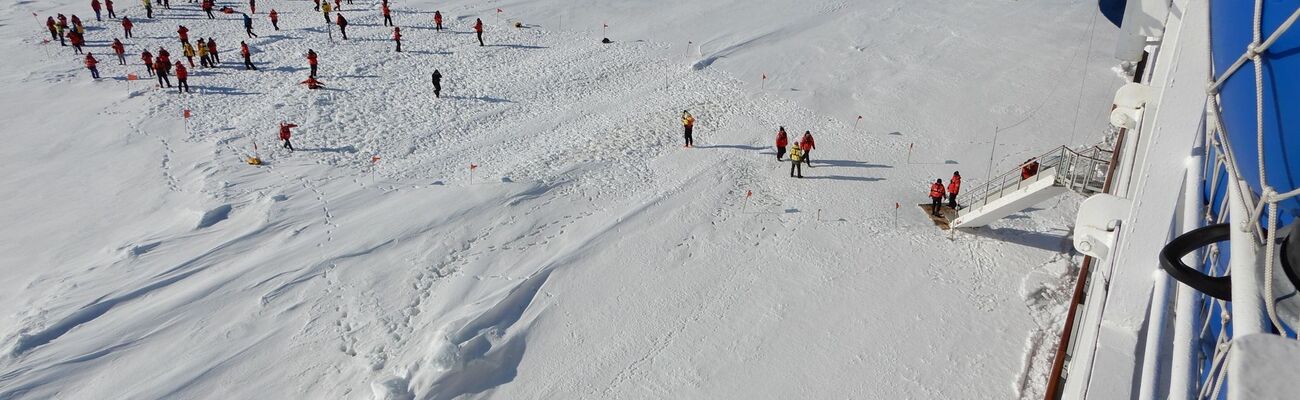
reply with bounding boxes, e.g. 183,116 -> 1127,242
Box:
248,0 -> 256,14
300,76 -> 324,89
157,47 -> 171,65
336,14 -> 349,40
174,61 -> 189,93
269,9 -> 279,30
154,57 -> 172,87
71,15 -> 83,33
333,0 -> 341,11
774,126 -> 788,161
392,27 -> 401,52
177,25 -> 189,45
91,0 -> 103,21
68,30 -> 85,54
121,16 -> 133,38
798,131 -> 815,167
929,178 -> 946,217
474,18 -> 484,46
239,41 -> 255,70
84,53 -> 100,79
381,3 -> 392,26
434,11 -> 443,31
202,0 -> 215,19
106,0 -> 116,18
279,122 -> 298,151
947,171 -> 962,208
111,39 -> 126,64
46,17 -> 58,42
207,37 -> 220,64
306,49 -> 318,77
141,49 -> 154,76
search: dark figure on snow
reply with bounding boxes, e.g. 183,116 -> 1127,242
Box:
106,0 -> 117,18
92,0 -> 103,21
84,53 -> 100,79
474,18 -> 485,46
336,14 -> 349,39
121,16 -> 134,38
208,38 -> 220,64
798,131 -> 815,167
681,110 -> 695,148
144,0 -> 153,18
202,0 -> 215,19
175,61 -> 190,93
57,14 -> 68,46
141,50 -> 154,76
46,17 -> 59,42
112,39 -> 126,65
789,143 -> 804,178
177,25 -> 189,45
269,9 -> 280,30
431,69 -> 442,98
929,179 -> 946,217
240,41 -> 256,70
381,3 -> 392,26
249,0 -> 256,14
312,0 -> 320,12
392,27 -> 402,52
321,2 -> 332,24
244,13 -> 258,38
775,126 -> 788,161
161,0 -> 169,10
182,42 -> 196,67
434,11 -> 443,31
68,30 -> 86,54
306,49 -> 318,77
154,57 -> 172,87
947,171 -> 962,209
279,122 -> 298,151
197,38 -> 210,67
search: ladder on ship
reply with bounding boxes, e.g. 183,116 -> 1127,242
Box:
951,144 -> 1112,228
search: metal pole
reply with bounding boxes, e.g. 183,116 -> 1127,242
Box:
986,126 -> 999,193
1169,140 -> 1205,400
1228,177 -> 1268,335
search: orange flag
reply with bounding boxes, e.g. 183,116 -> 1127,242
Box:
127,73 -> 139,81
183,109 -> 192,119
371,155 -> 381,164
470,164 -> 478,170
746,190 -> 752,198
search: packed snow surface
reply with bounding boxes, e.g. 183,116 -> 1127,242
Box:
0,0 -> 1121,398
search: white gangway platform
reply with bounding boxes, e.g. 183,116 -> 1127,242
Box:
952,145 -> 1111,228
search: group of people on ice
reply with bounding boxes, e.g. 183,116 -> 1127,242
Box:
928,172 -> 962,217
53,0 -> 494,97
774,126 -> 816,178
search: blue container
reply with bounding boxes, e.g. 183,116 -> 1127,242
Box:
1211,0 -> 1300,225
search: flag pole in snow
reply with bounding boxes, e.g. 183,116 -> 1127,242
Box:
469,163 -> 478,184
371,155 -> 380,183
760,73 -> 766,90
907,143 -> 913,164
985,126 -> 999,190
183,108 -> 191,136
742,190 -> 752,213
894,202 -> 900,227
853,115 -> 862,134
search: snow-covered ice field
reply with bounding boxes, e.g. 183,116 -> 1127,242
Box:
0,0 -> 1123,398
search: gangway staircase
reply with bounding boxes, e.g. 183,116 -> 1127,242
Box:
951,144 -> 1112,228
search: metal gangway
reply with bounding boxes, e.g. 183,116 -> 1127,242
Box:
951,144 -> 1112,228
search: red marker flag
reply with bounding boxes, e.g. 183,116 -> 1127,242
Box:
497,8 -> 503,13
895,202 -> 900,209
183,109 -> 192,119
746,190 -> 752,198
127,73 -> 139,81
470,164 -> 478,170
603,23 -> 608,28
857,115 -> 863,120
371,155 -> 381,164
761,74 -> 766,80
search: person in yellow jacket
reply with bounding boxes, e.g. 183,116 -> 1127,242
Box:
196,38 -> 210,67
142,0 -> 153,19
681,110 -> 695,148
321,1 -> 332,24
182,41 -> 196,67
789,144 -> 804,178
